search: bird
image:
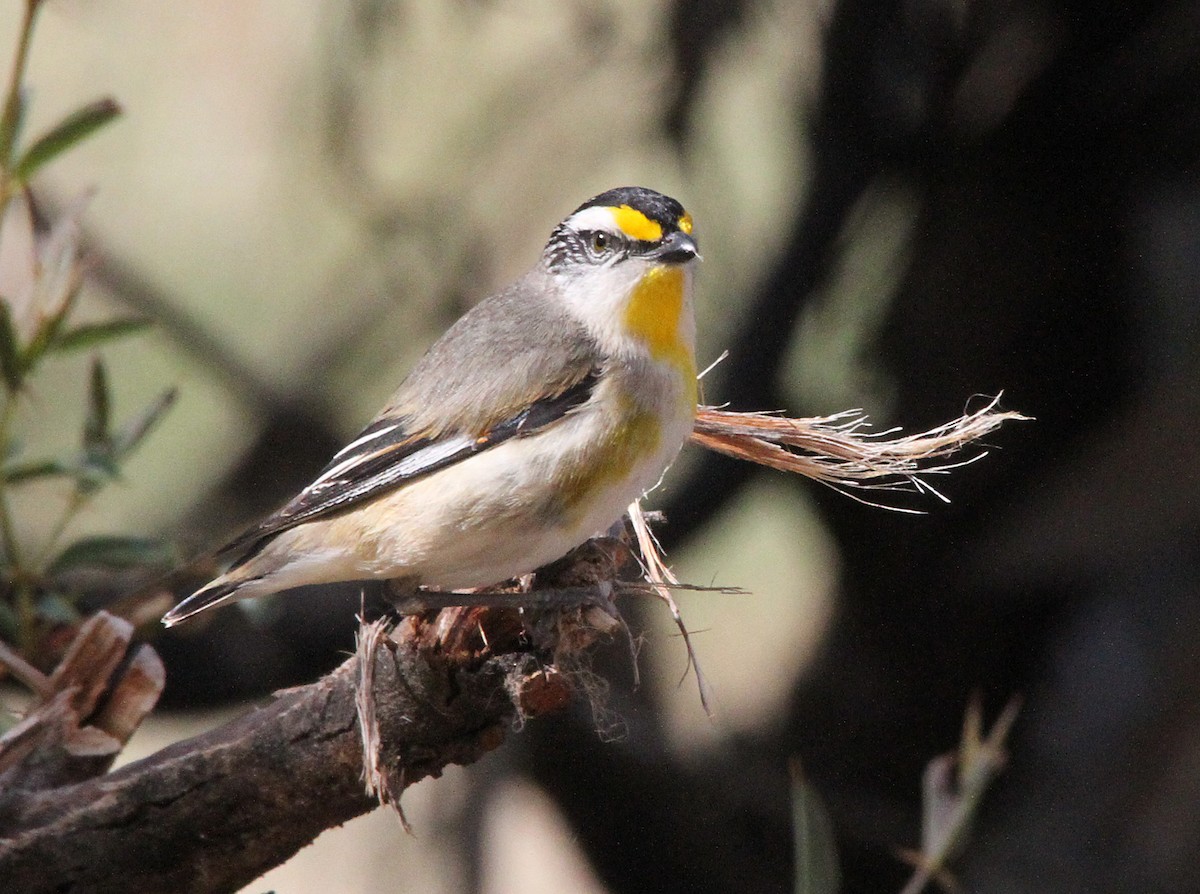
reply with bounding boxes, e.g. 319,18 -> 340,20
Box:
161,186 -> 700,627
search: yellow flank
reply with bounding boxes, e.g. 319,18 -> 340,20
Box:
611,205 -> 664,242
623,266 -> 698,405
555,395 -> 662,512
677,212 -> 693,235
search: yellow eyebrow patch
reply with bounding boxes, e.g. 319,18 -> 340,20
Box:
678,212 -> 693,235
611,205 -> 664,242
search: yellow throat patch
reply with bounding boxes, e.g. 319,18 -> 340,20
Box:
623,266 -> 698,408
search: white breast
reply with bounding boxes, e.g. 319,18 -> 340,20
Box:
260,361 -> 695,593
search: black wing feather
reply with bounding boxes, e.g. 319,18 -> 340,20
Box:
224,370 -> 599,560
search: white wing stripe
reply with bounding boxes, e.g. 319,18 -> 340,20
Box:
330,422 -> 401,461
309,432 -> 476,492
394,435 -> 475,477
310,451 -> 373,489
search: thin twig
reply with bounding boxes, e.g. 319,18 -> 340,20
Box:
898,696 -> 1023,894
0,636 -> 51,699
0,0 -> 43,199
627,499 -> 716,717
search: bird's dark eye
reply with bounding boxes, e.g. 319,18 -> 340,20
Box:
590,231 -> 610,254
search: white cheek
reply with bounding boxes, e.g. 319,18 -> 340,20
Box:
555,262 -> 647,354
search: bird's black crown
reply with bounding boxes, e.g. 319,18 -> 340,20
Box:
571,186 -> 687,234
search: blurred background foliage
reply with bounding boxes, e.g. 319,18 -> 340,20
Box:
2,0 -> 1199,892
0,0 -> 176,670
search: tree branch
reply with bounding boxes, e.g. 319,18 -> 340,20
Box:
0,570 -> 615,893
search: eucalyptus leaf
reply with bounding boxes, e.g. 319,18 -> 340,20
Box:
13,97 -> 121,183
50,318 -> 150,353
49,535 -> 176,575
21,300 -> 73,376
3,458 -> 72,483
0,87 -> 28,170
0,300 -> 23,391
113,387 -> 177,460
75,453 -> 120,495
83,356 -> 111,453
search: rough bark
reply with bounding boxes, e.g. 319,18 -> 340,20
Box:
0,578 -> 612,893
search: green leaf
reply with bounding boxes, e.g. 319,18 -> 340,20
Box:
113,387 -> 176,460
20,298 -> 74,376
790,759 -> 840,894
0,87 -> 28,171
76,359 -> 118,496
13,97 -> 121,183
35,591 -> 80,625
83,356 -> 111,453
48,535 -> 176,575
0,301 -> 23,392
49,318 -> 150,353
75,453 -> 120,495
3,458 -> 72,484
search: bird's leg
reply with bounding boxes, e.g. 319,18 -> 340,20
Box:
383,577 -> 425,614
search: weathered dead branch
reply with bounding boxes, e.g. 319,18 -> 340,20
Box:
0,552 -> 620,894
0,612 -> 163,793
0,397 -> 1029,892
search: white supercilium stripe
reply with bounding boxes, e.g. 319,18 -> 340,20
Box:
562,206 -> 620,234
